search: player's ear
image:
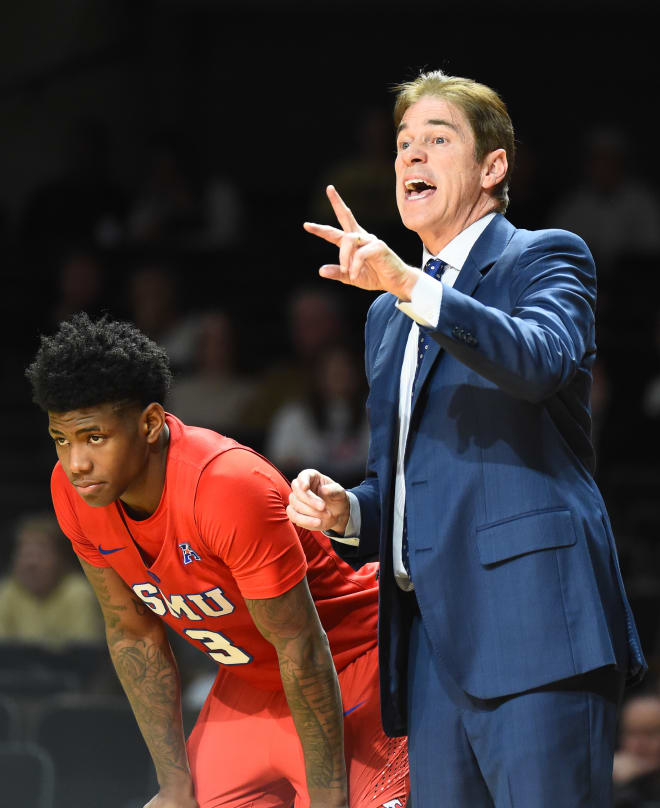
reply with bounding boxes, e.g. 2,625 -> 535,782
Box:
142,402 -> 166,445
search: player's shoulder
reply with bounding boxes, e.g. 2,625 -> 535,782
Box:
49,462 -> 87,533
199,446 -> 288,497
194,446 -> 290,535
51,460 -> 67,486
203,444 -> 272,475
51,461 -> 74,505
169,414 -> 238,468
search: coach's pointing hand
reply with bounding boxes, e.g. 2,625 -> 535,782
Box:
287,469 -> 351,535
304,185 -> 422,299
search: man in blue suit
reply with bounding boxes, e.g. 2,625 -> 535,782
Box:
287,69 -> 646,807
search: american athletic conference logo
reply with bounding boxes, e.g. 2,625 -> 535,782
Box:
178,542 -> 202,565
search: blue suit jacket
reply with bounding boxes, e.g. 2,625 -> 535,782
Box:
337,214 -> 646,737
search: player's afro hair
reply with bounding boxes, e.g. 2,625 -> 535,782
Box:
26,312 -> 172,412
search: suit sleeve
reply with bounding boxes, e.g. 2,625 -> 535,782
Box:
431,229 -> 596,403
345,475 -> 380,563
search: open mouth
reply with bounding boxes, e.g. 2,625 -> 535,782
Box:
404,178 -> 437,200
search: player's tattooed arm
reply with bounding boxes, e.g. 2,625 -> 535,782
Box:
245,578 -> 349,808
79,560 -> 198,808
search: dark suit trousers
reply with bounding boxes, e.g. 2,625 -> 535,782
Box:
407,609 -> 624,807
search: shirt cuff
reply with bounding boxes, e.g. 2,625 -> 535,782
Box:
396,271 -> 443,327
324,491 -> 361,546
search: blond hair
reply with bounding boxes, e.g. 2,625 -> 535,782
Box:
394,70 -> 515,212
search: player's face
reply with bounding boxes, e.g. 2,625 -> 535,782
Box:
48,404 -> 150,508
394,95 -> 489,253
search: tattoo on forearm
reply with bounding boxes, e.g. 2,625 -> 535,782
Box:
84,564 -> 128,630
131,597 -> 149,617
278,652 -> 343,788
108,631 -> 189,782
246,587 -> 346,793
84,564 -> 189,785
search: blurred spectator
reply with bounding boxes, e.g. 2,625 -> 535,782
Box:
46,245 -> 107,329
7,243 -> 108,357
0,512 -> 103,649
614,691 -> 660,807
128,129 -> 243,249
20,117 -> 126,253
168,309 -> 256,436
265,345 -> 368,487
243,286 -> 347,435
195,173 -> 244,250
546,127 -> 660,275
308,106 -> 399,238
127,263 -> 200,372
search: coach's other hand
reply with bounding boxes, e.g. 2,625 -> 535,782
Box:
287,469 -> 350,535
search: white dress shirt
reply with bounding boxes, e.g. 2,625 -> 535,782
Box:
334,213 -> 496,591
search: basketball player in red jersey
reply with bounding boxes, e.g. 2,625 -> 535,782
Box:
25,313 -> 407,808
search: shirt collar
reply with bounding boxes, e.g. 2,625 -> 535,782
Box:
422,212 -> 496,270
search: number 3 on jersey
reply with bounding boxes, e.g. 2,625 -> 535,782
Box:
185,628 -> 252,665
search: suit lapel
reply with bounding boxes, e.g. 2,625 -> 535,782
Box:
368,302 -> 409,502
371,301 -> 410,404
411,215 -> 516,411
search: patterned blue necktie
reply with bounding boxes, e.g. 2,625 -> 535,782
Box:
402,257 -> 446,578
411,258 -> 446,397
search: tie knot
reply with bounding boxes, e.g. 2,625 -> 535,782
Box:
424,258 -> 445,279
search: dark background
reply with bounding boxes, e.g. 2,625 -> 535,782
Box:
2,0 -> 660,651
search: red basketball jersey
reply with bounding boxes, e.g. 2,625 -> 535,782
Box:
51,414 -> 379,691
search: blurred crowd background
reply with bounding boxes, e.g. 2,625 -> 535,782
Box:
2,1 -> 660,805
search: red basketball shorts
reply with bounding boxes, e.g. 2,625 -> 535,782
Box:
187,645 -> 408,808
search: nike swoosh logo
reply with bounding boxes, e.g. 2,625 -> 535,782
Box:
98,545 -> 126,555
343,701 -> 366,717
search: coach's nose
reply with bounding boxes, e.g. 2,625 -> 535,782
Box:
401,141 -> 428,166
